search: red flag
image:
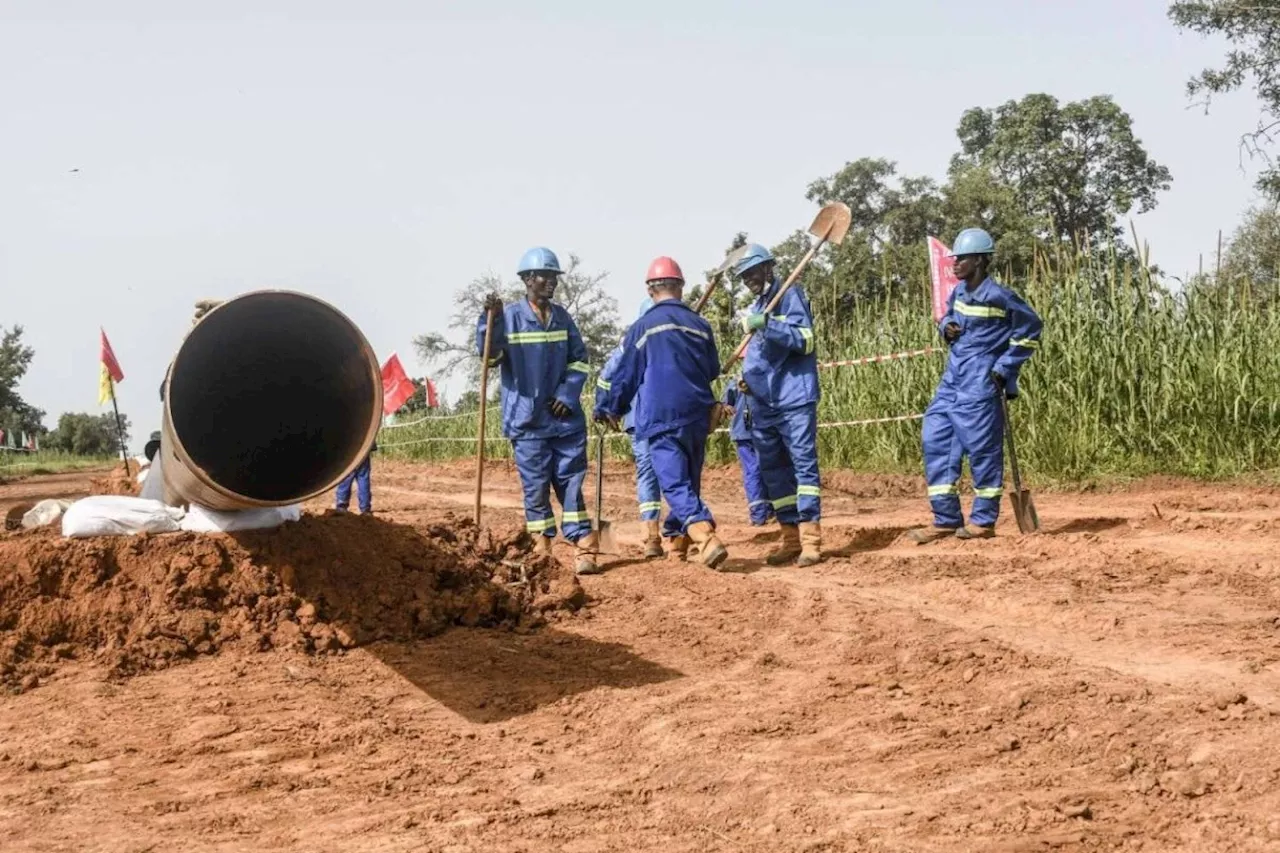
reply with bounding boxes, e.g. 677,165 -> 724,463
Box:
380,353 -> 416,415
99,328 -> 125,405
927,236 -> 960,322
100,329 -> 124,382
425,378 -> 439,409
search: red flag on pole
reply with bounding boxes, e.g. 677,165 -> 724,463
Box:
425,378 -> 439,409
927,236 -> 960,322
380,353 -> 416,415
98,328 -> 125,405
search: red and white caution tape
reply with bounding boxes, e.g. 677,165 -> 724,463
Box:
384,348 -> 935,430
817,347 -> 939,370
382,406 -> 498,429
379,412 -> 924,449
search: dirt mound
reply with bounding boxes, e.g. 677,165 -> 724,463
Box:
821,469 -> 921,498
88,467 -> 138,496
0,512 -> 582,692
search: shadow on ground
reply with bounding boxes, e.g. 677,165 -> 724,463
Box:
1050,517 -> 1129,535
369,626 -> 683,724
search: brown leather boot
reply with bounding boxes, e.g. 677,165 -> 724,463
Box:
766,523 -> 802,566
531,535 -> 554,557
687,521 -> 728,570
906,525 -> 958,545
574,531 -> 602,575
665,535 -> 690,561
642,520 -> 664,559
955,524 -> 995,540
797,521 -> 822,567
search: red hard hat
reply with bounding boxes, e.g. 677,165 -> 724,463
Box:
645,256 -> 684,284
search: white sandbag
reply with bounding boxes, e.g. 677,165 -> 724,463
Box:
138,453 -> 166,502
61,496 -> 186,538
179,503 -> 302,533
22,499 -> 75,529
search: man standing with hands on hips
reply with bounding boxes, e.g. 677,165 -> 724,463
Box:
478,247 -> 599,574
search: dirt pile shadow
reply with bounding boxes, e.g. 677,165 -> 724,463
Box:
372,627 -> 682,723
0,512 -> 584,692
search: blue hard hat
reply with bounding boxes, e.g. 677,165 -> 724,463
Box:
733,243 -> 774,277
947,228 -> 996,257
636,297 -> 654,319
517,246 -> 565,275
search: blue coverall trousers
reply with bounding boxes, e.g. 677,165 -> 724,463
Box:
513,432 -> 592,543
751,403 -> 821,524
648,422 -> 715,537
734,439 -> 774,526
631,434 -> 663,522
335,455 -> 372,513
922,389 -> 1004,528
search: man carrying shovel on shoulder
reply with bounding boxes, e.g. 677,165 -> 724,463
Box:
478,247 -> 598,574
593,257 -> 729,570
908,228 -> 1042,543
735,244 -> 824,567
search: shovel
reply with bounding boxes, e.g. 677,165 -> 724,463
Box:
592,428 -> 619,555
999,389 -> 1040,534
721,201 -> 853,374
474,306 -> 497,526
692,244 -> 751,315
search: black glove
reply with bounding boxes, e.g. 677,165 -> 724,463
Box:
549,399 -> 571,418
483,293 -> 504,315
944,322 -> 961,343
990,371 -> 1006,390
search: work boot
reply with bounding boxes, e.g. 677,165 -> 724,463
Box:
530,534 -> 554,557
642,520 -> 664,560
955,524 -> 995,540
687,521 -> 729,571
906,525 -> 958,545
797,522 -> 822,567
574,532 -> 603,575
766,523 -> 802,566
665,535 -> 691,561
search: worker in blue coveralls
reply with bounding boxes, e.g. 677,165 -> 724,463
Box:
335,439 -> 376,514
479,247 -> 598,574
734,243 -> 823,567
721,377 -> 774,526
593,256 -> 729,570
597,295 -> 668,560
908,227 -> 1042,543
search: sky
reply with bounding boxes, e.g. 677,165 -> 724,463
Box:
0,0 -> 1267,452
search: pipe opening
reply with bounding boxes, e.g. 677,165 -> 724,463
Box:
168,293 -> 378,503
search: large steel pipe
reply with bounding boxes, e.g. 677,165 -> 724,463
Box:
159,290 -> 382,510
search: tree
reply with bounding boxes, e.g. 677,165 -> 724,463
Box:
413,254 -> 622,391
0,326 -> 45,437
950,94 -> 1172,245
1217,203 -> 1280,299
1170,0 -> 1280,197
45,412 -> 130,456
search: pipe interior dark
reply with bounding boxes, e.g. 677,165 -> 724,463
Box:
168,294 -> 377,502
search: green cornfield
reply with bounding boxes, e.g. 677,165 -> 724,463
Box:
382,244 -> 1280,483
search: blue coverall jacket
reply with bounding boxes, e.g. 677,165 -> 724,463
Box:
476,299 -> 590,440
740,278 -> 820,425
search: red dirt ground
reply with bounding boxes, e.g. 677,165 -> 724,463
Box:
3,458 -> 1280,851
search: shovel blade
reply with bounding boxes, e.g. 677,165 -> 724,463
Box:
596,519 -> 619,555
712,244 -> 751,276
808,202 -> 853,245
1009,489 -> 1041,534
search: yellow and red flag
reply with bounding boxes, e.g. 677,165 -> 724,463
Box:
98,328 -> 124,405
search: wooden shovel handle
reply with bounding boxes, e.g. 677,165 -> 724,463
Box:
720,238 -> 825,375
474,308 -> 496,526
